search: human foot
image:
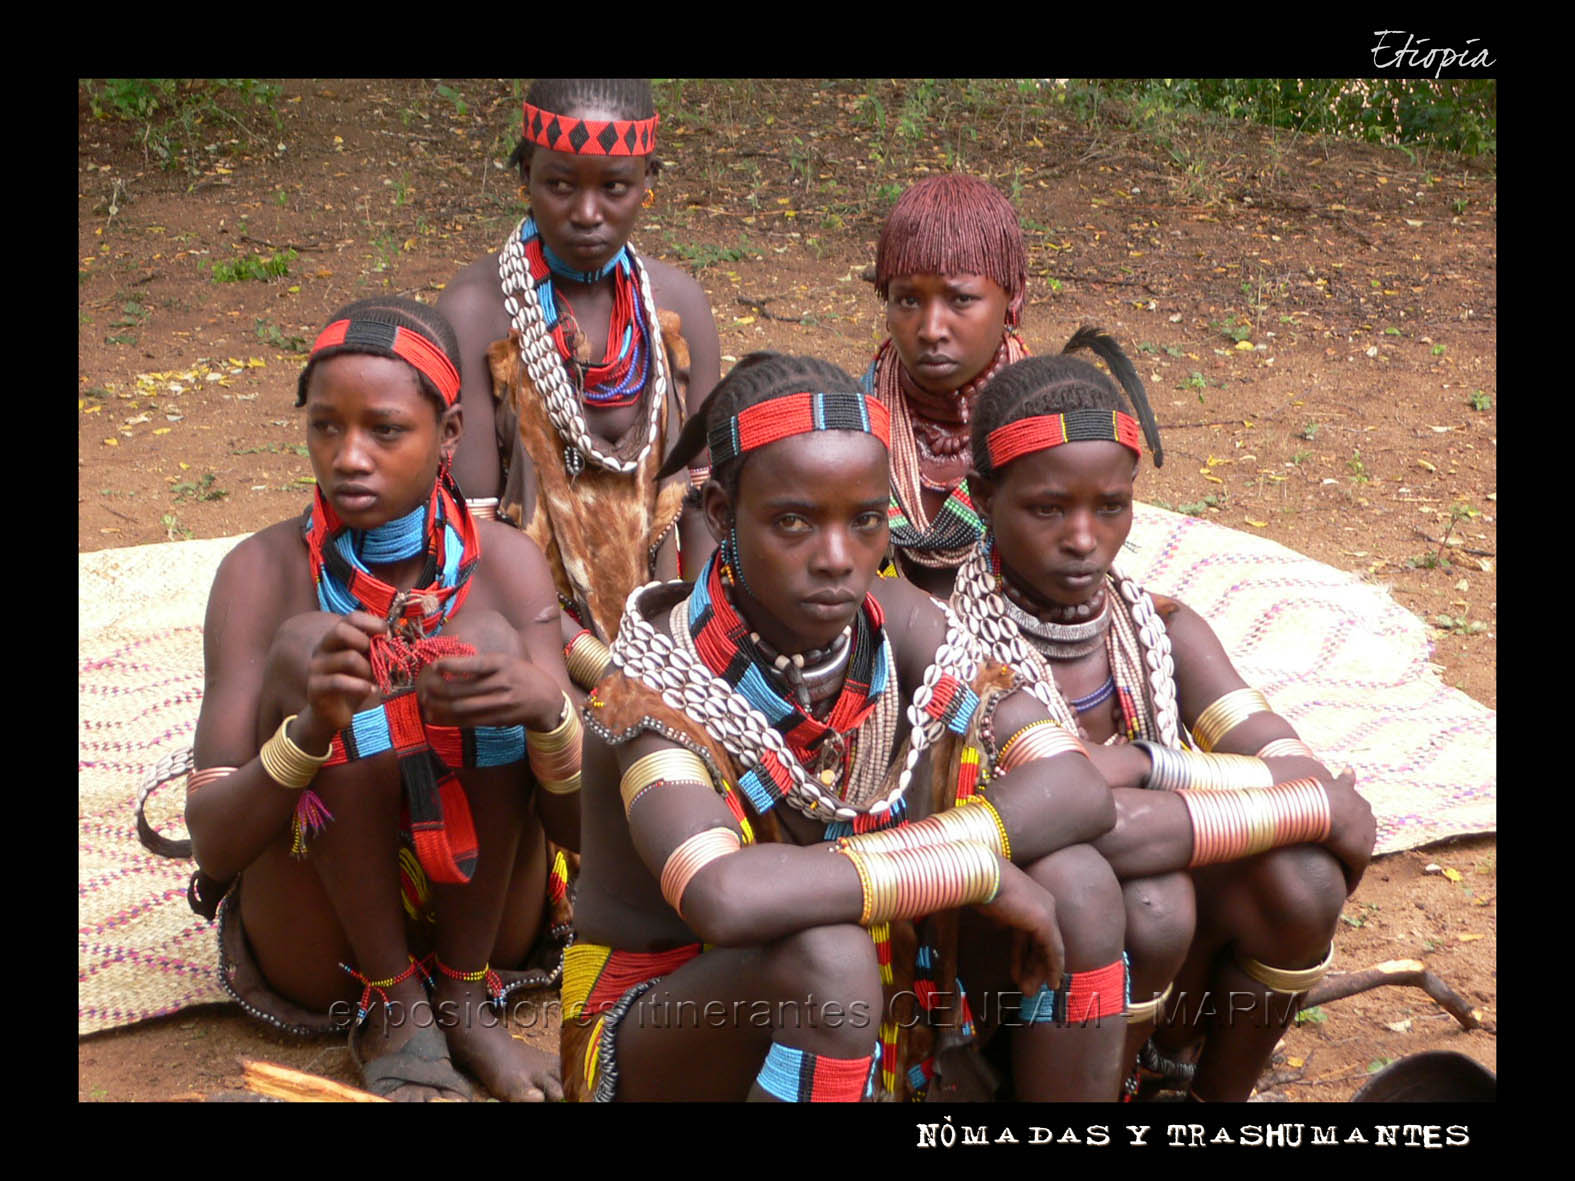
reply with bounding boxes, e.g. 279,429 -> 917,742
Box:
434,975 -> 562,1101
349,988 -> 473,1102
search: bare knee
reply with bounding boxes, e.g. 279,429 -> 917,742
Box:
1124,872 -> 1196,984
1026,844 -> 1125,968
760,924 -> 883,1049
1241,845 -> 1346,963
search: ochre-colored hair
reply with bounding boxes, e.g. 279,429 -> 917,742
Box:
875,174 -> 1027,327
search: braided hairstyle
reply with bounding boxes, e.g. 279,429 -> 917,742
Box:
971,326 -> 1165,475
508,78 -> 661,177
295,296 -> 462,418
294,296 -> 459,415
875,174 -> 1028,327
658,352 -> 870,502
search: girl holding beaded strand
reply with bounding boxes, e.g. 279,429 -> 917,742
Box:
950,330 -> 1377,1101
437,78 -> 722,687
185,298 -> 581,1102
566,352 -> 1133,1102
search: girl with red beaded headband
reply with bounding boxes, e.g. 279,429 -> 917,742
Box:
950,328 -> 1376,1101
563,352 -> 1133,1102
184,297 -> 582,1102
437,79 -> 722,670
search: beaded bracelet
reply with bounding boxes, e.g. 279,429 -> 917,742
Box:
1180,778 -> 1331,867
659,827 -> 741,917
564,629 -> 613,691
996,719 -> 1087,773
1236,943 -> 1335,995
526,692 -> 583,795
1134,741 -> 1276,791
835,798 -> 1011,861
619,748 -> 714,817
836,841 -> 1000,925
1190,688 -> 1274,752
259,715 -> 332,790
1256,737 -> 1319,761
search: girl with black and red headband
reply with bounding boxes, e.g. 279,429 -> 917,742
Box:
438,79 -> 721,681
564,352 -> 1132,1102
949,329 -> 1377,1100
185,297 -> 580,1102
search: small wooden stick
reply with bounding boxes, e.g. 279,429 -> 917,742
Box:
1303,958 -> 1485,1032
240,1058 -> 389,1103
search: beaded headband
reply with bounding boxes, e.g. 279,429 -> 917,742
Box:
304,319 -> 462,408
522,101 -> 658,157
707,392 -> 892,468
984,409 -> 1142,470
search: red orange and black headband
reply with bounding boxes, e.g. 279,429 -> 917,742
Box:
522,102 -> 658,157
707,392 -> 892,468
984,409 -> 1142,470
309,319 -> 462,407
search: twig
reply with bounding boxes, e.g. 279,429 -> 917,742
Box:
736,296 -> 808,325
1409,528 -> 1495,559
240,1058 -> 388,1103
238,233 -> 328,254
1303,958 -> 1485,1032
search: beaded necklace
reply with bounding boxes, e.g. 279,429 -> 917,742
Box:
498,215 -> 668,476
867,334 -> 1028,570
950,537 -> 1180,747
610,565 -> 984,825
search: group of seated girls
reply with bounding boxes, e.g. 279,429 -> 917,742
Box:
185,78 -> 1375,1103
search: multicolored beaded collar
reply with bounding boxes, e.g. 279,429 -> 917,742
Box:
707,391 -> 892,468
985,409 -> 1142,470
522,102 -> 658,157
302,319 -> 461,407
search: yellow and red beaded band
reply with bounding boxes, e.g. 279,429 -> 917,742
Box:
310,319 -> 461,407
985,409 -> 1142,470
707,392 -> 892,468
522,102 -> 658,157
659,827 -> 741,917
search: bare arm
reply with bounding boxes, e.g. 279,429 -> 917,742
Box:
436,256 -> 510,502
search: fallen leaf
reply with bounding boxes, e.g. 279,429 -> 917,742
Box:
1203,474 -> 1224,484
1234,339 -> 1254,350
1404,218 -> 1424,228
1386,1019 -> 1413,1033
1245,519 -> 1267,528
153,427 -> 171,436
1417,459 -> 1436,472
103,438 -> 118,447
1442,867 -> 1463,882
1457,933 -> 1484,942
1286,1056 -> 1305,1068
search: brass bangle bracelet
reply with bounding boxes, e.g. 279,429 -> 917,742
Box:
565,632 -> 613,691
258,714 -> 331,791
536,772 -> 582,796
659,827 -> 741,918
997,719 -> 1086,772
1191,687 -> 1273,753
465,497 -> 499,521
1126,980 -> 1174,1025
1236,944 -> 1335,995
1256,737 -> 1318,761
619,749 -> 713,817
187,766 -> 238,793
525,692 -> 578,752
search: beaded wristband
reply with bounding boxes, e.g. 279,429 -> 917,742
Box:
835,798 -> 1010,861
1256,737 -> 1319,761
619,748 -> 714,817
259,715 -> 332,790
1190,688 -> 1273,752
836,841 -> 1000,925
1181,778 -> 1331,867
527,692 -> 583,795
1135,741 -> 1276,791
659,827 -> 741,917
996,720 -> 1087,773
564,630 -> 613,690
1236,944 -> 1335,995
1127,980 -> 1174,1025
186,766 -> 238,793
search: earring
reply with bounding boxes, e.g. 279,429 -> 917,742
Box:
642,187 -> 656,209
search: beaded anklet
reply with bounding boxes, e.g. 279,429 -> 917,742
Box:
1017,956 -> 1128,1025
755,1041 -> 875,1103
429,955 -> 506,1007
340,956 -> 425,1025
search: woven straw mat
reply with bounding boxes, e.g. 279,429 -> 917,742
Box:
78,506 -> 1495,1036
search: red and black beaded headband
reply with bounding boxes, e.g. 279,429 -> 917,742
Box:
708,392 -> 893,468
985,409 -> 1142,470
306,319 -> 462,407
522,101 -> 659,157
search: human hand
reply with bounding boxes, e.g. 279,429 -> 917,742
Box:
974,858 -> 1065,997
303,612 -> 386,737
1322,769 -> 1376,893
416,651 -> 565,731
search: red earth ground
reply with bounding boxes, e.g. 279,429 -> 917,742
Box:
78,79 -> 1495,1103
